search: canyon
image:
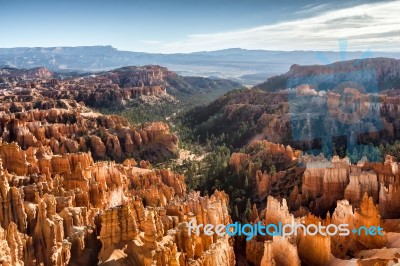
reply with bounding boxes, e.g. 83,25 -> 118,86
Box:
226,139 -> 400,265
0,67 -> 239,266
2,58 -> 400,265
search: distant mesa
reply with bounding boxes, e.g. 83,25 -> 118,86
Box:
255,57 -> 400,92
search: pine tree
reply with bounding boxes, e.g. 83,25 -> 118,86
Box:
244,175 -> 249,189
244,199 -> 252,222
233,205 -> 239,220
269,165 -> 276,176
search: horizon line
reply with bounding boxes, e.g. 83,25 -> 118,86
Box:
1,45 -> 400,55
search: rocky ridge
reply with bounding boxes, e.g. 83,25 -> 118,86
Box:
255,57 -> 400,92
0,88 -> 179,162
0,65 -> 242,106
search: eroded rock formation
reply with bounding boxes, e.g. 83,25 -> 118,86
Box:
0,84 -> 234,266
0,138 -> 235,266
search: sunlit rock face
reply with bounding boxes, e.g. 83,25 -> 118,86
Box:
245,194 -> 393,266
0,106 -> 178,163
0,138 -> 235,265
284,154 -> 400,219
231,139 -> 400,264
0,82 -> 234,266
244,151 -> 400,266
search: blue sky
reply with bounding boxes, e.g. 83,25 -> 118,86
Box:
1,0 -> 399,53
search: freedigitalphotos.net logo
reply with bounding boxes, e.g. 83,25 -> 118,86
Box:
187,219 -> 384,241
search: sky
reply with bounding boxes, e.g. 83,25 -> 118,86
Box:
1,0 -> 399,53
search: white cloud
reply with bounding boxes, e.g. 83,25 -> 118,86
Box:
157,1 -> 400,53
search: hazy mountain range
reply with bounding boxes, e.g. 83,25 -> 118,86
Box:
1,45 -> 400,85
